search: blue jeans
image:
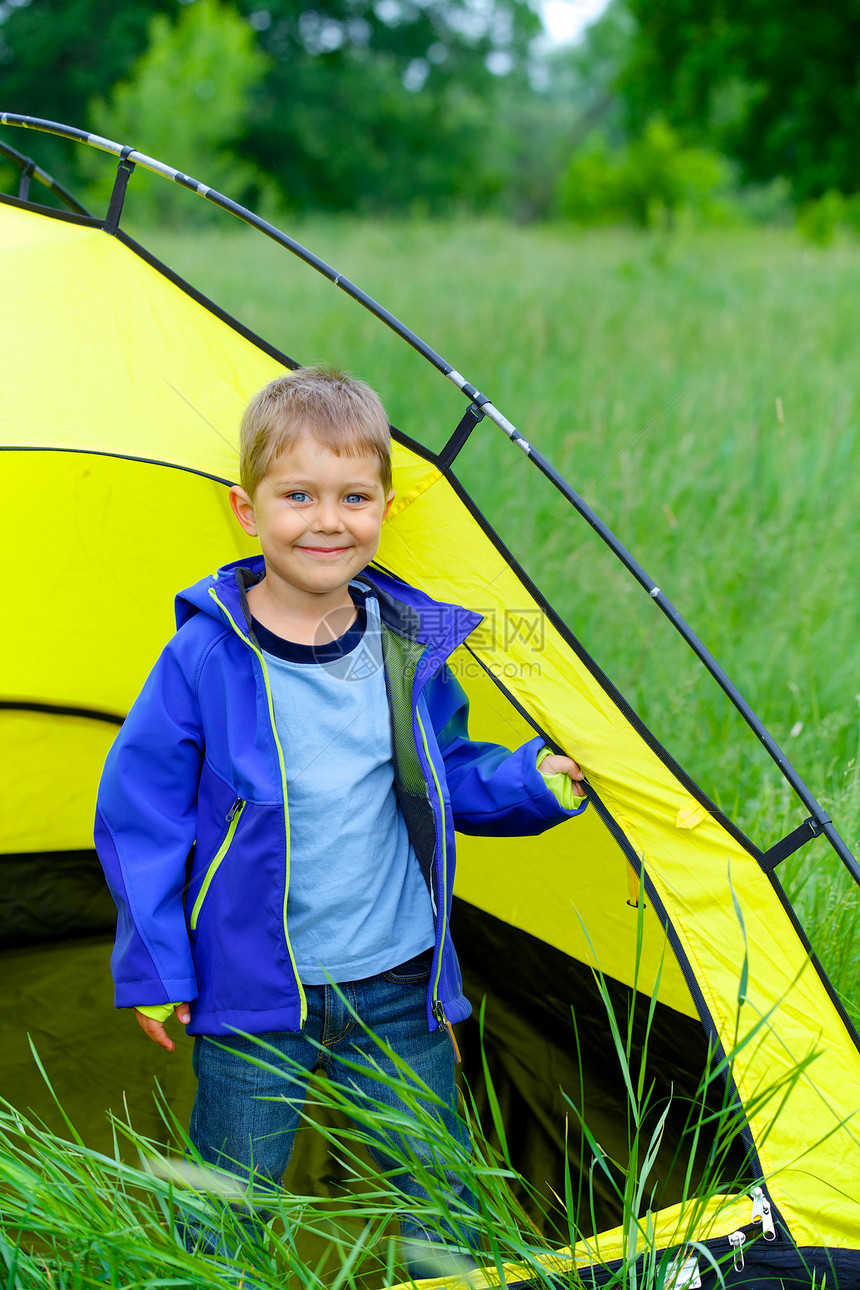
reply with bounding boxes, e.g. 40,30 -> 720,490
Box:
185,954 -> 478,1272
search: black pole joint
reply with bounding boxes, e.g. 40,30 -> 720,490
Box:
17,159 -> 35,202
104,146 -> 136,234
439,401 -> 486,469
760,815 -> 827,873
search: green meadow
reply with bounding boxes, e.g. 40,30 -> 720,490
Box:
140,216 -> 860,1011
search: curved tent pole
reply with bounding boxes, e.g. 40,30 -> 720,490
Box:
1,111 -> 857,884
0,135 -> 90,216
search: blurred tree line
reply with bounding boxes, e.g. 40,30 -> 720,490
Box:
1,0 -> 858,227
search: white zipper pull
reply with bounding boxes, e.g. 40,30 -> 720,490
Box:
750,1185 -> 776,1240
727,1231 -> 745,1271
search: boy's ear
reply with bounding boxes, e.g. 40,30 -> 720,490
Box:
383,489 -> 396,521
229,484 -> 258,536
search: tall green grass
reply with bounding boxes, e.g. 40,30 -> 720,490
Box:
132,217 -> 860,1008
0,958 -> 805,1290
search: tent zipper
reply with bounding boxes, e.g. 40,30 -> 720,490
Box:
208,587 -> 307,1027
189,797 -> 245,930
750,1185 -> 776,1240
726,1231 -> 746,1272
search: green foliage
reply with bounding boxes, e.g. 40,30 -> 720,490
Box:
0,0 -> 171,188
796,191 -> 846,247
0,159 -> 18,200
557,139 -> 625,224
624,120 -> 730,226
622,0 -> 860,201
558,120 -> 731,227
493,0 -> 635,221
83,0 -> 273,224
0,0 -> 544,215
233,0 -> 541,214
792,190 -> 860,247
7,0 -> 860,216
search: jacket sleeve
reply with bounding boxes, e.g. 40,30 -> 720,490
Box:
425,665 -> 587,836
94,639 -> 204,1009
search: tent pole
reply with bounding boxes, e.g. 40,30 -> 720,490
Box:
1,112 -> 856,882
0,136 -> 90,216
496,435 -> 860,884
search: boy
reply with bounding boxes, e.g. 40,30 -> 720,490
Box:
95,366 -> 587,1269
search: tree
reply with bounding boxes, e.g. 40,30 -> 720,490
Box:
621,0 -> 860,199
234,0 -> 542,211
0,0 -> 175,187
557,118 -> 728,226
0,0 -> 543,213
85,0 -> 271,223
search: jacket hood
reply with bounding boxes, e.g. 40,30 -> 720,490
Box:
174,555 -> 482,656
175,555 -> 263,633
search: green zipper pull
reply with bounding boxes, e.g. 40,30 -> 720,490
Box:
189,799 -> 245,930
433,1001 -> 462,1064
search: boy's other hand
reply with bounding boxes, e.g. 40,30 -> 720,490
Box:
539,754 -> 586,797
135,1003 -> 191,1052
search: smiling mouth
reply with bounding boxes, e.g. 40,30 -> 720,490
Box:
298,545 -> 351,555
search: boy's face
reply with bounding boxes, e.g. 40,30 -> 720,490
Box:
229,434 -> 395,607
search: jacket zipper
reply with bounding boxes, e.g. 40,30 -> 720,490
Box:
189,797 -> 245,930
209,588 -> 307,1026
415,705 -> 465,1062
415,709 -> 449,1010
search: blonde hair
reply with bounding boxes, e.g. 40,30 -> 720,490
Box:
238,366 -> 392,496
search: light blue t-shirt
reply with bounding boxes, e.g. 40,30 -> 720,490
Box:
257,589 -> 436,985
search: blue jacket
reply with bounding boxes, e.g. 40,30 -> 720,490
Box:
95,556 -> 584,1037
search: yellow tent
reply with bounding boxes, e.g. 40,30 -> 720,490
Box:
2,119 -> 859,1287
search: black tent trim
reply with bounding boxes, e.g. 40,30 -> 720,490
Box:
387,427 -> 760,858
0,192 -> 301,374
460,691 -> 774,1204
113,226 -> 302,373
0,701 -> 124,726
522,1234 -> 860,1290
0,188 -> 100,227
0,444 -> 233,487
454,647 -> 773,1201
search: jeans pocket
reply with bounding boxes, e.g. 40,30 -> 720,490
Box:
382,946 -> 434,983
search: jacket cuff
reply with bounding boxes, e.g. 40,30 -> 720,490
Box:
115,977 -> 197,1009
134,1002 -> 178,1023
535,745 -> 589,815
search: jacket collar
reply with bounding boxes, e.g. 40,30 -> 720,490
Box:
180,556 -> 482,659
358,566 -> 481,657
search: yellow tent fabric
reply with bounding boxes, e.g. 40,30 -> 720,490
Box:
2,195 -> 859,1274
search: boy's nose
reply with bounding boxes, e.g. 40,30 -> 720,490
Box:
312,500 -> 344,531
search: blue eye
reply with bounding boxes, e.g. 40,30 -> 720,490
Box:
285,490 -> 310,503
345,493 -> 368,504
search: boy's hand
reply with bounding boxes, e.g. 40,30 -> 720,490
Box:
539,754 -> 586,798
135,1003 -> 191,1052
